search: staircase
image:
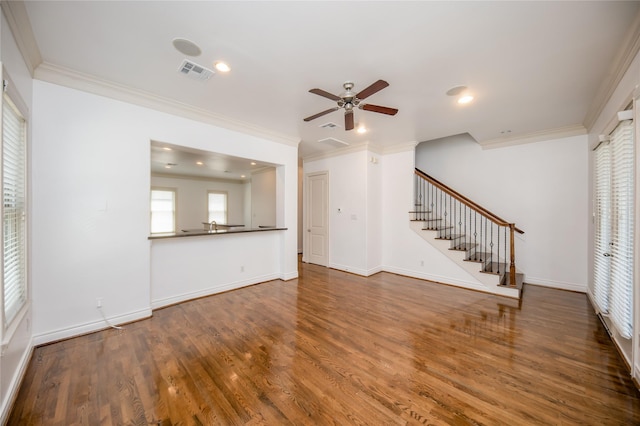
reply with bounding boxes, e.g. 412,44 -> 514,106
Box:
411,168 -> 524,299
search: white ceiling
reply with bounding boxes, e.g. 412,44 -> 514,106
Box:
18,1 -> 640,158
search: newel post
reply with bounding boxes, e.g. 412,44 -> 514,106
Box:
509,224 -> 516,287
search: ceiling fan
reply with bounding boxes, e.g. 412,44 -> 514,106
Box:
303,80 -> 398,130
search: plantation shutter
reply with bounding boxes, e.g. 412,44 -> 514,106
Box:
2,93 -> 27,325
609,119 -> 634,339
593,141 -> 611,313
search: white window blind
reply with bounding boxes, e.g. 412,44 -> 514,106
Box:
150,189 -> 176,233
208,191 -> 227,224
594,141 -> 611,313
2,93 -> 27,326
609,119 -> 634,339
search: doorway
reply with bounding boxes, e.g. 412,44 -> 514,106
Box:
306,171 -> 328,266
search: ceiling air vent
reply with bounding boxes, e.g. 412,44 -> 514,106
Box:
178,59 -> 214,81
319,122 -> 339,129
318,137 -> 349,147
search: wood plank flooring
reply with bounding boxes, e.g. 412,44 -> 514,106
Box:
8,261 -> 640,425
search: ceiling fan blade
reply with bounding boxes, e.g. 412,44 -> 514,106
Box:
360,104 -> 398,116
309,88 -> 341,101
356,80 -> 389,100
345,111 -> 354,130
303,107 -> 339,122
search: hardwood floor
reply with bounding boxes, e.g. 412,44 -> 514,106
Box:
8,261 -> 640,425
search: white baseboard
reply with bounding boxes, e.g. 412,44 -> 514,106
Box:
0,338 -> 33,425
525,276 -> 587,293
329,263 -> 368,276
32,308 -> 152,346
383,265 -> 487,291
281,270 -> 299,281
151,273 -> 282,309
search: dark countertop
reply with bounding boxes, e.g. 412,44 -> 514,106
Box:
149,226 -> 287,240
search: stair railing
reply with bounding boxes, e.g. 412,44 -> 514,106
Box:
412,168 -> 524,287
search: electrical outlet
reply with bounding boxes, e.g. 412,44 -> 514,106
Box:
96,297 -> 102,309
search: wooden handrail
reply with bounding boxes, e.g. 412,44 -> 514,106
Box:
415,168 -> 524,234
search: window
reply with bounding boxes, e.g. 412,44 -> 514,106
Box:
593,117 -> 634,339
208,191 -> 227,224
150,188 -> 176,233
2,89 -> 27,327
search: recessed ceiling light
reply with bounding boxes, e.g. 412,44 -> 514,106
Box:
172,38 -> 202,57
165,165 -> 172,169
163,147 -> 172,151
241,175 -> 246,178
356,125 -> 367,134
214,61 -> 231,73
458,95 -> 474,104
196,161 -> 204,165
446,85 -> 467,96
250,161 -> 256,166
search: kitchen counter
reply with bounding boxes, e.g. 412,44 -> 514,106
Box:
148,226 -> 287,240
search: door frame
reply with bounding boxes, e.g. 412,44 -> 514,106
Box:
304,170 -> 329,266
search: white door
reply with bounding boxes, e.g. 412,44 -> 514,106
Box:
307,172 -> 328,266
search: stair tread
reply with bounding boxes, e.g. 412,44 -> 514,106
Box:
435,233 -> 465,240
499,272 -> 524,289
480,262 -> 508,275
450,243 -> 478,251
464,251 -> 494,262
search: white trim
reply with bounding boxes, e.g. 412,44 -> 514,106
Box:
303,141 -> 418,163
478,124 -> 587,150
0,0 -> 42,77
381,142 -> 418,155
34,62 -> 299,147
524,276 -> 587,293
303,143 -> 370,163
328,262 -> 382,277
32,308 -> 152,346
151,273 -> 281,309
280,271 -> 299,281
0,338 -> 33,426
584,10 -> 640,131
382,265 -> 520,299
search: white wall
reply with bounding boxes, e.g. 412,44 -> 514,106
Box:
31,80 -> 298,346
366,153 -> 382,274
251,167 -> 276,227
0,10 -> 34,422
150,174 -> 246,230
151,230 -> 284,308
304,150 -> 369,275
415,133 -> 589,291
381,148 -> 485,287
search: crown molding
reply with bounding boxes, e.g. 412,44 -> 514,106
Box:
478,124 -> 587,150
583,10 -> 640,131
303,142 -> 371,163
34,62 -> 300,148
1,0 -> 42,76
381,141 -> 417,155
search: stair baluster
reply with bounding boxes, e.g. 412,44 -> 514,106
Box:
412,168 -> 524,289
